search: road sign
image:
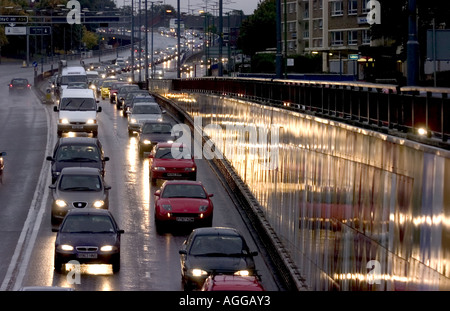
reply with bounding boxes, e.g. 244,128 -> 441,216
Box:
5,26 -> 27,35
348,54 -> 360,60
32,61 -> 38,68
0,16 -> 28,24
29,26 -> 51,35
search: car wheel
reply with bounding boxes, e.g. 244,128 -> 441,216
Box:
112,254 -> 120,273
54,255 -> 63,273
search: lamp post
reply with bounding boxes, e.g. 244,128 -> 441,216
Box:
131,0 -> 135,82
150,1 -> 163,80
407,0 -> 419,86
177,0 -> 181,79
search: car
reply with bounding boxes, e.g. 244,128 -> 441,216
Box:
149,143 -> 196,185
8,78 -> 31,95
54,209 -> 124,273
201,274 -> 265,291
123,93 -> 155,117
179,227 -> 258,289
49,167 -> 111,230
137,121 -> 174,155
46,137 -> 110,184
0,151 -> 6,183
109,81 -> 128,103
127,102 -> 165,135
100,79 -> 117,100
154,180 -> 214,231
122,90 -> 150,117
115,84 -> 140,109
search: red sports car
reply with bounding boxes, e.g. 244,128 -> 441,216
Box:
201,274 -> 265,291
149,143 -> 196,185
154,180 -> 213,231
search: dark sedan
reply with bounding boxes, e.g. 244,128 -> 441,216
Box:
137,121 -> 174,156
54,209 -> 124,273
179,227 -> 258,290
8,78 -> 31,95
46,137 -> 109,184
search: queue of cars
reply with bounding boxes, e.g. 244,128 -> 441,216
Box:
43,61 -> 263,291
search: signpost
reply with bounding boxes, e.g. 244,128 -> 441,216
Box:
5,27 -> 27,35
29,26 -> 51,35
0,16 -> 28,24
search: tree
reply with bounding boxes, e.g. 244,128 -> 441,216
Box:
82,26 -> 98,50
237,0 -> 276,56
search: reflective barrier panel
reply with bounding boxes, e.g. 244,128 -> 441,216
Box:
162,91 -> 450,291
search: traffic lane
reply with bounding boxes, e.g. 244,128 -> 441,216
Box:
0,70 -> 48,285
19,93 -> 278,291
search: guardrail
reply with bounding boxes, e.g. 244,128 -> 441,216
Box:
169,77 -> 450,149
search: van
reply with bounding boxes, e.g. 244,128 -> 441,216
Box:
54,88 -> 101,137
56,66 -> 88,98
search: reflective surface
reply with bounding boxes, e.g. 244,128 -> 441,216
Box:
163,91 -> 450,290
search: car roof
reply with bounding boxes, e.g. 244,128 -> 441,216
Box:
60,167 -> 101,175
61,88 -> 95,98
163,180 -> 203,186
66,208 -> 112,217
58,137 -> 100,145
133,101 -> 159,106
191,227 -> 242,237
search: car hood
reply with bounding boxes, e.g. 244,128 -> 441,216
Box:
53,161 -> 102,173
56,233 -> 119,247
54,190 -> 107,202
159,198 -> 209,211
153,159 -> 195,168
59,110 -> 97,122
140,133 -> 175,143
185,255 -> 255,273
130,114 -> 162,122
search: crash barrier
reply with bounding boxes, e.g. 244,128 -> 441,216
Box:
150,79 -> 450,290
170,77 -> 450,150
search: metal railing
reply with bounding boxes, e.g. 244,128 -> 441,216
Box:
169,77 -> 450,149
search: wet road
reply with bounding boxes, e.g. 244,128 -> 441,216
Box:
0,62 -> 280,291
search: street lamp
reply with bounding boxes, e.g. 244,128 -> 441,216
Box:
149,1 -> 163,80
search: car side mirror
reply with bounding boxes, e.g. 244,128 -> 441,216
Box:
117,229 -> 125,234
179,250 -> 187,255
154,190 -> 160,196
51,228 -> 59,232
97,106 -> 102,112
46,156 -> 54,162
148,154 -> 154,158
53,106 -> 59,112
103,157 -> 110,162
104,185 -> 112,190
208,193 -> 214,198
251,251 -> 258,257
162,110 -> 166,114
49,185 -> 56,189
96,99 -> 100,103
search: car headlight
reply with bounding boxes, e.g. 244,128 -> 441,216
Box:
55,199 -> 67,208
93,200 -> 105,208
199,205 -> 208,212
59,118 -> 69,124
184,167 -> 196,172
191,269 -> 208,277
131,118 -> 138,124
234,270 -> 250,276
143,139 -> 152,145
162,204 -> 172,211
153,167 -> 165,171
167,140 -> 174,143
86,119 -> 96,124
60,244 -> 74,251
100,245 -> 114,252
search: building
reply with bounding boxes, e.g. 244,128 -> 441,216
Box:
282,0 -> 373,77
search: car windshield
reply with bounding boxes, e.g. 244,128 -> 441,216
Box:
61,75 -> 88,85
55,145 -> 100,161
60,215 -> 115,233
101,81 -> 116,88
59,174 -> 102,191
118,85 -> 139,93
60,98 -> 96,111
12,79 -> 28,85
142,123 -> 172,134
162,184 -> 206,199
132,105 -> 161,114
189,236 -> 244,256
155,147 -> 191,159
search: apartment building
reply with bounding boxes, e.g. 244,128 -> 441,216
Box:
282,0 -> 372,76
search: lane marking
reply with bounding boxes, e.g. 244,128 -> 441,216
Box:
0,94 -> 55,291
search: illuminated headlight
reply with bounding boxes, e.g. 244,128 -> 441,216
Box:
59,118 -> 69,124
162,204 -> 172,211
191,269 -> 208,277
100,245 -> 114,252
86,119 -> 96,124
234,270 -> 250,276
184,167 -> 196,172
131,118 -> 138,124
60,244 -> 74,251
55,199 -> 67,208
167,140 -> 174,143
143,139 -> 152,145
199,205 -> 208,212
153,167 -> 165,171
93,200 -> 105,208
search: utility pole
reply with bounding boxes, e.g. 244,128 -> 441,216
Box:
407,0 -> 419,86
275,0 -> 283,79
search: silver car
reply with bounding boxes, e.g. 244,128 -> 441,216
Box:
127,102 -> 165,135
50,167 -> 111,231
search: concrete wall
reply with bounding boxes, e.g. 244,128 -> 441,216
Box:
167,91 -> 450,290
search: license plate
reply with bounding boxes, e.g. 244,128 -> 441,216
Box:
77,253 -> 97,259
176,217 -> 194,222
72,125 -> 83,129
167,173 -> 182,177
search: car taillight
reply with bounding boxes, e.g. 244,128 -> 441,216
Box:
27,84 -> 31,88
9,84 -> 12,88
